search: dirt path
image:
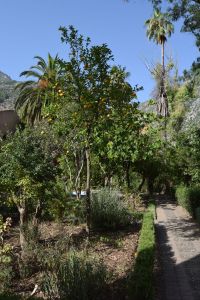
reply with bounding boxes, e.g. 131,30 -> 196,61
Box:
155,196 -> 200,300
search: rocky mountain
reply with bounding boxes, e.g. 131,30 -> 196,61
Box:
181,97 -> 200,130
0,71 -> 19,111
140,97 -> 200,131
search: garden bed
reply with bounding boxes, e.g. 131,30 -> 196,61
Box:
5,222 -> 140,300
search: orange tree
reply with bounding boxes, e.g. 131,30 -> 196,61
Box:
47,26 -> 145,231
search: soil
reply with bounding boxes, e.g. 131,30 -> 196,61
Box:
4,222 -> 140,299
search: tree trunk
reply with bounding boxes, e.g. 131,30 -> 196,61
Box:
162,40 -> 165,73
18,205 -> 27,253
157,41 -> 169,118
32,199 -> 42,227
75,151 -> 84,200
85,147 -> 91,234
126,162 -> 131,189
147,177 -> 154,195
138,176 -> 145,192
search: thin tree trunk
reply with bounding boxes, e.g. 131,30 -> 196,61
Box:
17,205 -> 27,253
126,162 -> 131,189
147,177 -> 154,195
162,40 -> 165,73
32,199 -> 42,227
138,176 -> 145,192
85,147 -> 91,234
75,151 -> 84,199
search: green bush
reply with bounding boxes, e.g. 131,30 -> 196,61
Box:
128,204 -> 155,300
41,250 -> 108,300
175,185 -> 192,214
175,185 -> 200,216
0,216 -> 13,292
195,207 -> 200,223
91,188 -> 132,230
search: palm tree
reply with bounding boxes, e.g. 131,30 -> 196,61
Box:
145,10 -> 174,117
15,54 -> 61,125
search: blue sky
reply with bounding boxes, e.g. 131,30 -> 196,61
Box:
0,0 -> 199,102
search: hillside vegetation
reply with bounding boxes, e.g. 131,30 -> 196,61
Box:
0,71 -> 18,110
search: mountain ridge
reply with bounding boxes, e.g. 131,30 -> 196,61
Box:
0,70 -> 19,111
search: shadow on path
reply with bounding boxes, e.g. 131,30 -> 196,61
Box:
155,195 -> 200,300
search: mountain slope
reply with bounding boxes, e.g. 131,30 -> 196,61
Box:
0,71 -> 19,110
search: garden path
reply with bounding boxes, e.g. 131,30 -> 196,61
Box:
155,196 -> 200,300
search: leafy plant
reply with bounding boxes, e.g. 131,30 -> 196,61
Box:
0,127 -> 59,251
41,250 -> 108,300
91,188 -> 132,230
0,216 -> 13,292
176,184 -> 200,216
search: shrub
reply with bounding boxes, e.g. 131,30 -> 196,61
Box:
128,204 -> 155,300
188,186 -> 200,215
0,216 -> 13,292
91,188 -> 132,230
195,207 -> 200,223
175,185 -> 192,214
175,184 -> 200,216
41,250 -> 108,300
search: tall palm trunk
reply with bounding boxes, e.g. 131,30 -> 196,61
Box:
157,41 -> 169,120
162,40 -> 165,73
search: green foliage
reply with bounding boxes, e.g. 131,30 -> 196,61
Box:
175,129 -> 200,184
176,185 -> 200,216
0,127 -> 58,218
145,9 -> 174,45
91,188 -> 132,230
195,206 -> 200,224
150,0 -> 200,50
41,250 -> 108,300
0,216 -> 13,292
15,54 -> 62,125
128,204 -> 155,300
174,84 -> 194,103
175,185 -> 192,214
46,193 -> 86,224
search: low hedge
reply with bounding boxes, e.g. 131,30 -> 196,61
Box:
175,185 -> 200,217
128,203 -> 155,300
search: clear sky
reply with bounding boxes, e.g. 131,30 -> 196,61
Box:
0,0 -> 199,102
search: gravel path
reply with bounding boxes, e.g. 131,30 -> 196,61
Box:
156,196 -> 200,300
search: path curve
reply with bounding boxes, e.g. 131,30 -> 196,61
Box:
156,196 -> 200,300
